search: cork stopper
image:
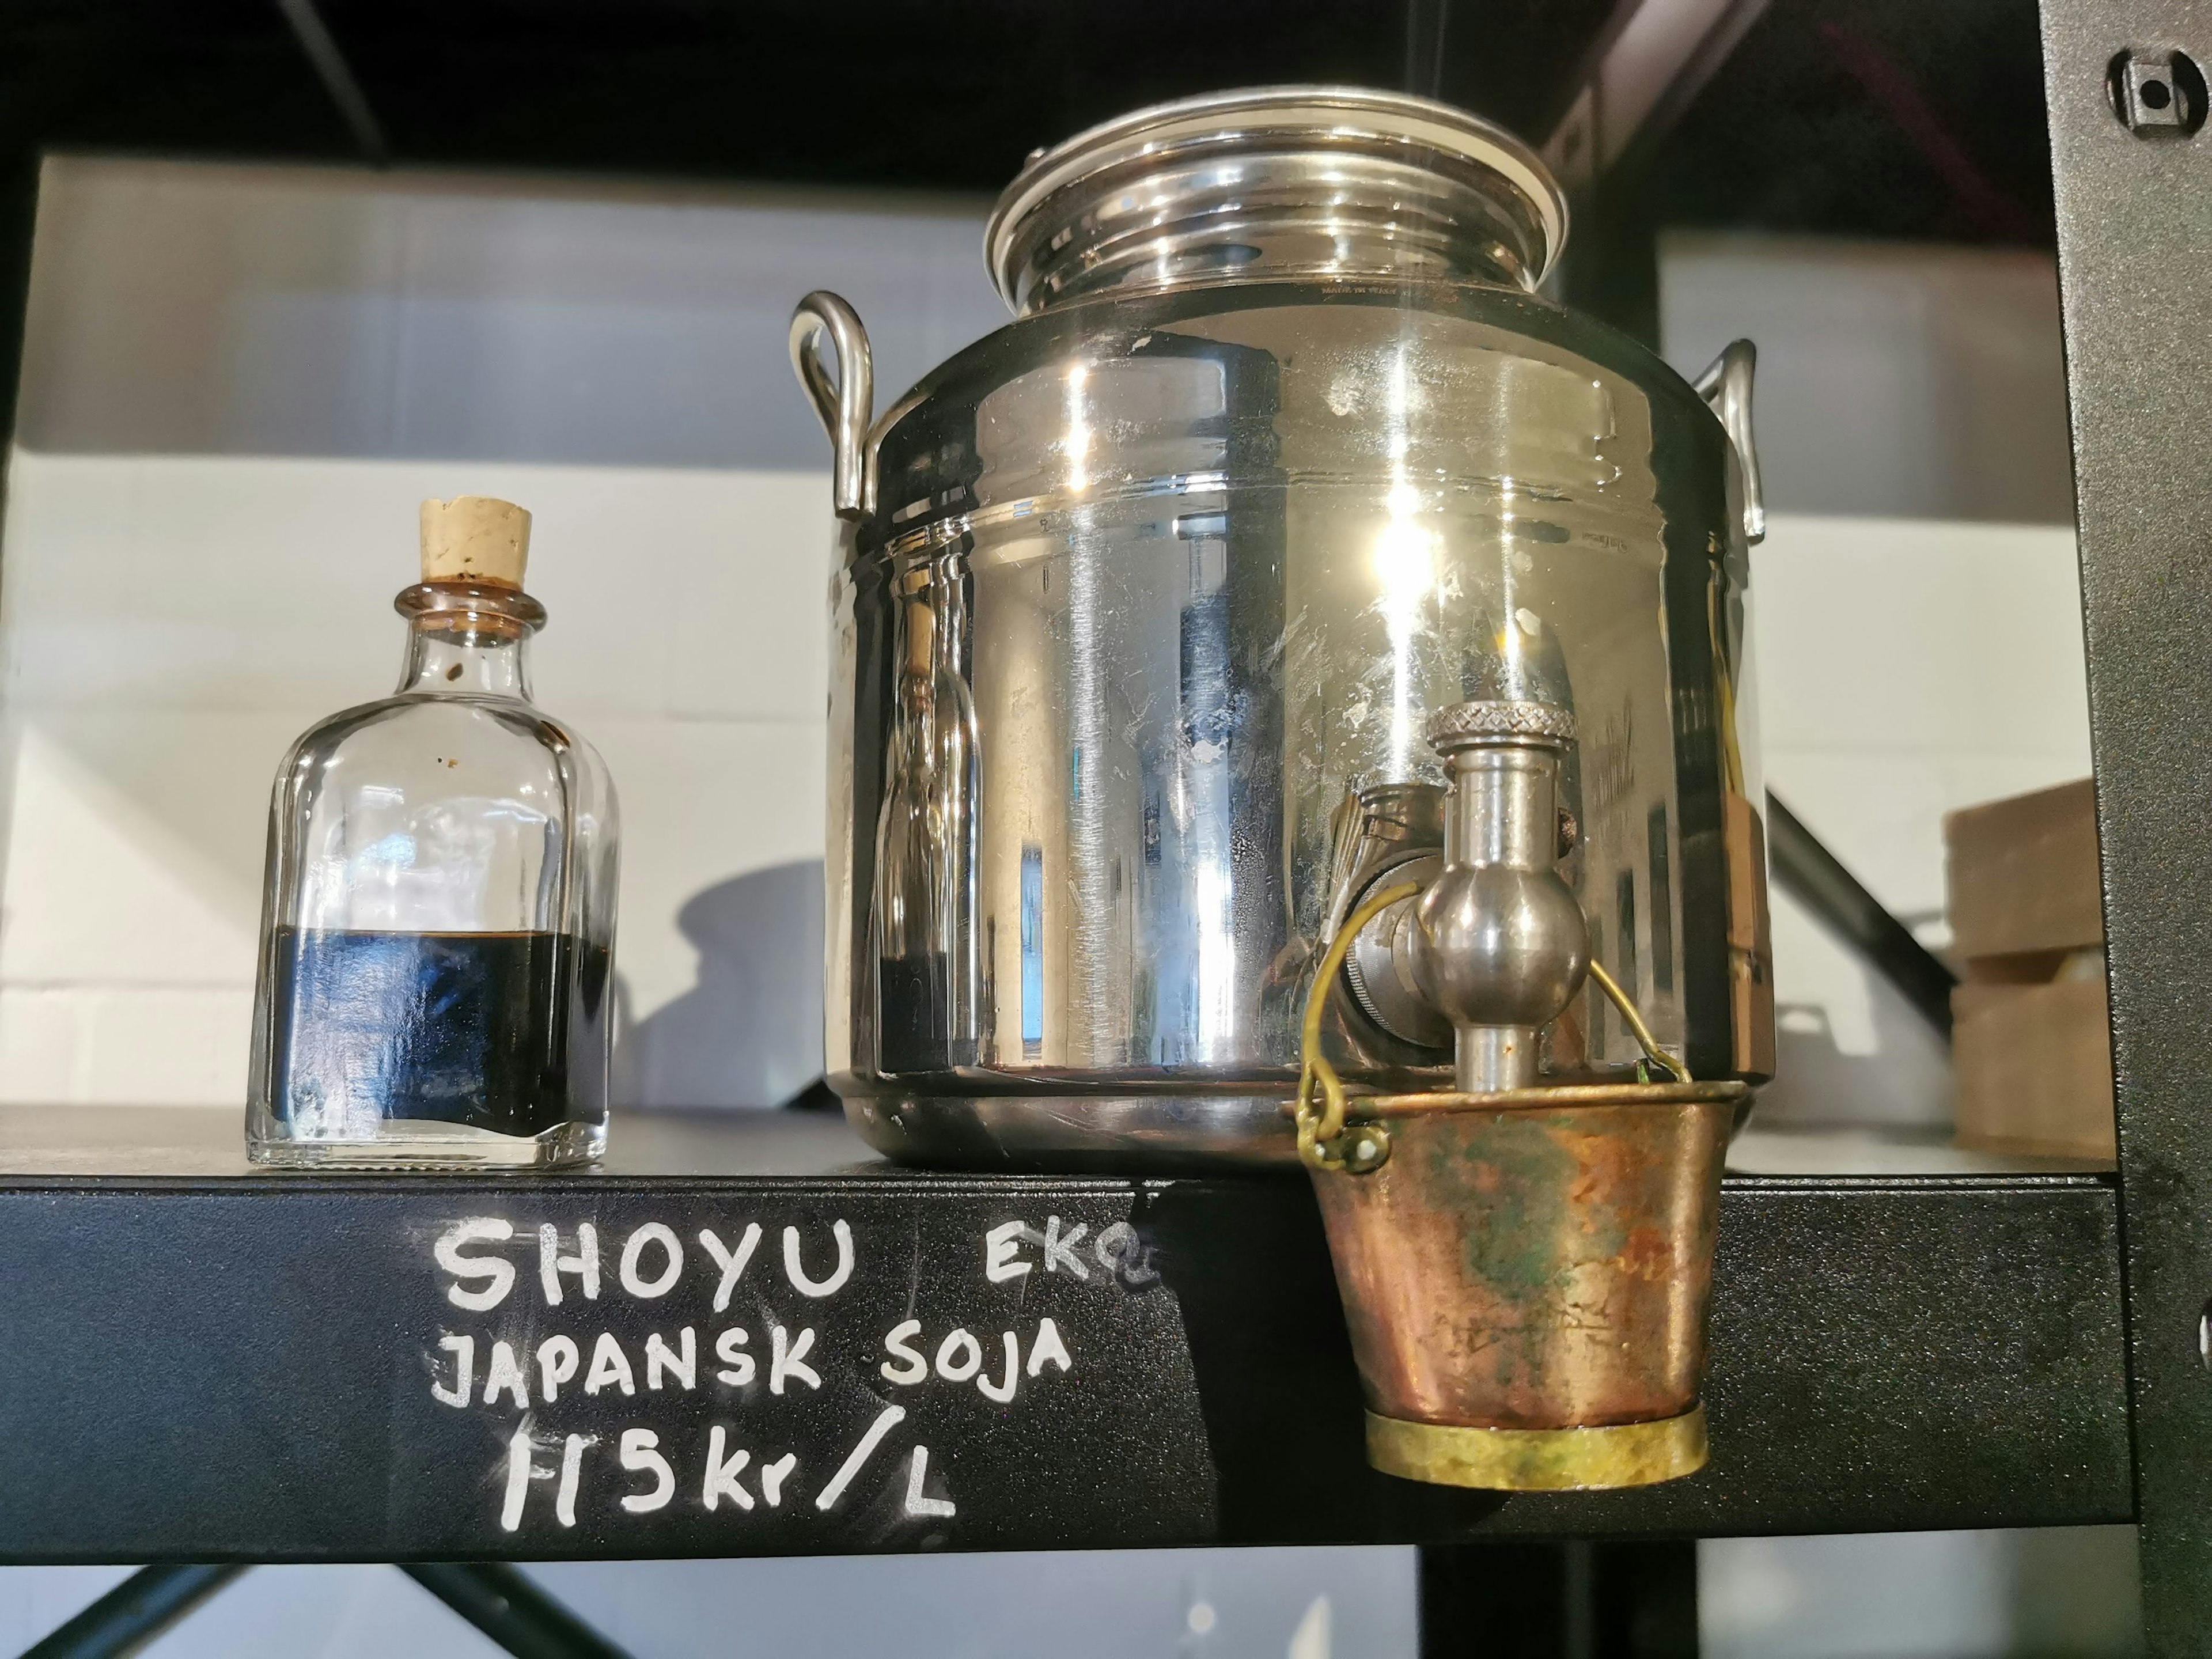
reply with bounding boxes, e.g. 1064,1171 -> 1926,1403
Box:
420,497 -> 531,588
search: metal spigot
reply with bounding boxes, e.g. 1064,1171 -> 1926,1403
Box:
1392,699 -> 1589,1091
1303,695 -> 1734,1498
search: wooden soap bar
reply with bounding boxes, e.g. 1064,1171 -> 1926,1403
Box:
1953,974 -> 2114,1160
1943,777 -> 2103,959
1945,775 -> 2113,1162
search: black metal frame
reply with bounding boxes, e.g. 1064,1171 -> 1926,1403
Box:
18,1565 -> 243,1659
0,1146 -> 2130,1562
15,1563 -> 628,1659
2041,0 -> 2212,1649
1767,792 -> 1959,1037
400,1565 -> 632,1659
0,1 -> 2187,1652
18,1548 -> 1707,1659
0,1105 -> 2127,1659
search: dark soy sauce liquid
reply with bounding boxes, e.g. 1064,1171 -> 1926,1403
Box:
270,928 -> 610,1137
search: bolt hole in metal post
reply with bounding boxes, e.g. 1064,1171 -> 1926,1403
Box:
2110,48 -> 2208,135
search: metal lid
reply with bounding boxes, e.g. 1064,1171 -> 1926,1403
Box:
984,85 -> 1569,317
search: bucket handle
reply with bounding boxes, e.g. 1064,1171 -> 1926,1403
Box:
1296,895 -> 1691,1175
1694,339 -> 1764,546
1296,881 -> 1419,1175
789,291 -> 876,520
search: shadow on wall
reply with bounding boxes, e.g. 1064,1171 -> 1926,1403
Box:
618,859 -> 825,1111
1755,978 -> 1952,1130
1753,886 -> 1955,1131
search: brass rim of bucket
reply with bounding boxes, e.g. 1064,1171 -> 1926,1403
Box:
1366,1404 -> 1710,1491
1350,1080 -> 1751,1119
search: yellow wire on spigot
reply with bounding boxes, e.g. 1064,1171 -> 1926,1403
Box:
1296,881 -> 1421,1172
1296,884 -> 1690,1167
1587,957 -> 1692,1083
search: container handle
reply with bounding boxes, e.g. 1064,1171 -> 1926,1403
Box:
789,291 -> 876,520
1694,339 -> 1764,546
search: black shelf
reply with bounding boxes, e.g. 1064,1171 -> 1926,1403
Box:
0,1108 -> 2129,1562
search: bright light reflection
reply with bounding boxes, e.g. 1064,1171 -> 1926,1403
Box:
1193,861 -> 1238,1058
1372,343 -> 1429,778
1372,516 -> 1435,607
1064,363 -> 1092,492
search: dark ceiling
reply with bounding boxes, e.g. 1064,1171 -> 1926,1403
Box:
0,0 -> 2061,371
0,0 -> 2054,249
1646,0 -> 2055,247
0,0 -> 1619,188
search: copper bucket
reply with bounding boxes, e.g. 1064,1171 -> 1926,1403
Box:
1308,1080 -> 1744,1491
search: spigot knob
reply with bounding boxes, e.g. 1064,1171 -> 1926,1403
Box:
1426,699 -> 1579,752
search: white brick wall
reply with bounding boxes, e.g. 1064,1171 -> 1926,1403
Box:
0,463 -> 2095,1116
0,154 -> 1005,1111
0,452 -> 840,1105
1752,514 -> 2090,1126
0,159 -> 2098,1125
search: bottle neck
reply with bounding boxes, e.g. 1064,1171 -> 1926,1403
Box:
398,620 -> 532,700
391,581 -> 547,701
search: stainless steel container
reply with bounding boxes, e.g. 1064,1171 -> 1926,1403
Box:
792,86 -> 1771,1169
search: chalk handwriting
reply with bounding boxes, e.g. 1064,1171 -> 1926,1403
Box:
538,1224 -> 600,1304
783,1221 -> 854,1298
816,1404 -> 904,1512
437,1219 -> 516,1310
986,1215 -> 1156,1285
434,1211 -> 1120,1534
904,1446 -> 955,1518
699,1224 -> 763,1312
619,1225 -> 684,1298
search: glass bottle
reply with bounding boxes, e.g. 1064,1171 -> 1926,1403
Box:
247,496 -> 619,1168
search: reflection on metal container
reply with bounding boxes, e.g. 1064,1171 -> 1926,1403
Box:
794,86 -> 1772,1169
